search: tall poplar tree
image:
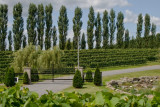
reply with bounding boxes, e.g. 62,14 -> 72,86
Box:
27,3 -> 37,45
0,4 -> 8,51
81,33 -> 86,49
124,29 -> 129,48
144,14 -> 151,48
150,23 -> 156,48
116,12 -> 124,48
8,31 -> 12,51
45,4 -> 52,50
95,12 -> 101,49
52,26 -> 57,46
156,33 -> 160,48
87,6 -> 95,49
58,5 -> 69,50
13,3 -> 24,50
23,35 -> 26,48
102,10 -> 109,49
37,4 -> 44,49
73,7 -> 83,49
109,9 -> 116,49
136,14 -> 143,48
66,38 -> 71,50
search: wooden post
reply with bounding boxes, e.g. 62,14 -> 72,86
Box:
24,67 -> 31,84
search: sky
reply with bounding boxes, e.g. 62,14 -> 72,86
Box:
1,0 -> 160,48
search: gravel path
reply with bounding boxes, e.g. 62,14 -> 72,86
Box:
23,65 -> 160,96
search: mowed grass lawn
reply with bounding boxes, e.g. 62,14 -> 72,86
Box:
62,69 -> 160,94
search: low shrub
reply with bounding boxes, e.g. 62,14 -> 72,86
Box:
73,70 -> 83,88
31,69 -> 39,82
94,66 -> 102,86
4,68 -> 15,87
85,70 -> 93,82
23,72 -> 29,84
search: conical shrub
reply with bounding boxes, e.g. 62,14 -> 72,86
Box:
85,70 -> 93,82
73,70 -> 83,88
23,72 -> 29,84
4,68 -> 15,87
94,66 -> 102,86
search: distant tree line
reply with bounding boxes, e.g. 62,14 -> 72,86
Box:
0,3 -> 159,51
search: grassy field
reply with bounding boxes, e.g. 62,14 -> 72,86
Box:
83,61 -> 160,72
62,69 -> 160,94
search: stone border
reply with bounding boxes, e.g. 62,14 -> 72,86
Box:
106,76 -> 159,96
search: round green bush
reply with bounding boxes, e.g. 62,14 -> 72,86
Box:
31,69 -> 39,82
4,68 -> 15,87
94,66 -> 102,86
23,72 -> 29,84
73,70 -> 83,88
85,70 -> 93,82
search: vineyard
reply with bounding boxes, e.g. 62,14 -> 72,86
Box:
0,85 -> 160,106
0,49 -> 159,73
62,49 -> 159,68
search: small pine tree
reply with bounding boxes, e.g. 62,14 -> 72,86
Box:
23,72 -> 29,84
94,66 -> 102,86
4,68 -> 15,87
73,70 -> 83,88
85,70 -> 93,82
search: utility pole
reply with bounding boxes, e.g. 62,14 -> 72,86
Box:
78,35 -> 79,70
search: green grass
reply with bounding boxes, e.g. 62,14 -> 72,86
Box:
83,61 -> 160,72
62,69 -> 160,94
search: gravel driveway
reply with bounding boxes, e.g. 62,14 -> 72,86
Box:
23,65 -> 160,96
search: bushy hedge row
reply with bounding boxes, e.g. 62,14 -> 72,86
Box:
62,49 -> 158,68
1,85 -> 160,106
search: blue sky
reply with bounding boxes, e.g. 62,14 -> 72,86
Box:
1,0 -> 160,48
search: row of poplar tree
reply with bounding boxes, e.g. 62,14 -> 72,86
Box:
0,3 -> 160,51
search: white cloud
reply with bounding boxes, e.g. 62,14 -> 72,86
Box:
151,16 -> 160,26
124,10 -> 160,26
124,10 -> 137,23
0,0 -> 130,16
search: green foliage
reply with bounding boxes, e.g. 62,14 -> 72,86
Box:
124,29 -> 130,48
58,5 -> 69,50
73,7 -> 83,49
4,68 -> 15,87
102,10 -> 109,49
144,14 -> 151,48
27,3 -> 37,45
81,33 -> 86,49
0,4 -> 8,51
22,35 -> 26,48
66,38 -> 71,50
136,13 -> 143,48
45,4 -> 53,50
37,4 -> 45,49
94,66 -> 102,86
12,44 -> 41,73
87,6 -> 95,49
116,12 -> 124,48
85,70 -> 93,82
31,69 -> 39,82
23,72 -> 29,84
38,46 -> 63,69
109,9 -> 116,49
95,12 -> 102,49
13,3 -> 24,50
2,85 -> 160,106
8,31 -> 12,51
52,26 -> 57,47
73,70 -> 83,88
